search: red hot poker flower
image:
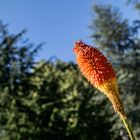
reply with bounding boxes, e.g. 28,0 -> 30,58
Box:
73,40 -> 126,118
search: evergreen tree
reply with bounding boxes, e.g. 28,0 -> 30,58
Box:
0,21 -> 116,140
1,2 -> 140,139
0,21 -> 42,139
30,60 -> 115,140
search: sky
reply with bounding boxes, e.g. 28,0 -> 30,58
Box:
0,0 -> 139,62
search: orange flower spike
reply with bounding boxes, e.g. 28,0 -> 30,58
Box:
73,40 -> 126,118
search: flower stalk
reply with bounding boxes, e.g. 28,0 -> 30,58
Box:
121,117 -> 137,140
73,40 -> 137,140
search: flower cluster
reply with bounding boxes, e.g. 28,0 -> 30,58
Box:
73,41 -> 126,118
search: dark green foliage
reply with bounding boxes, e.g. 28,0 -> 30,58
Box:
0,21 -> 118,140
30,60 -> 115,140
0,21 -> 42,139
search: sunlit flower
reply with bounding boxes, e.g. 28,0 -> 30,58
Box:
73,40 -> 126,118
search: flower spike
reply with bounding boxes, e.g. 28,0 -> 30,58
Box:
73,40 -> 137,140
73,40 -> 126,118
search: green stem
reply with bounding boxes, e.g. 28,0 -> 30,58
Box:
121,117 -> 137,140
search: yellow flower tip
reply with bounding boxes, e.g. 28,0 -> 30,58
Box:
73,40 -> 126,117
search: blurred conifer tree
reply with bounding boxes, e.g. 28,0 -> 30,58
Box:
0,21 -> 115,140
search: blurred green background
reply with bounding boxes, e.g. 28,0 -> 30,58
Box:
0,0 -> 140,140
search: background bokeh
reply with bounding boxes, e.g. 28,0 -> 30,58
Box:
0,0 -> 140,140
